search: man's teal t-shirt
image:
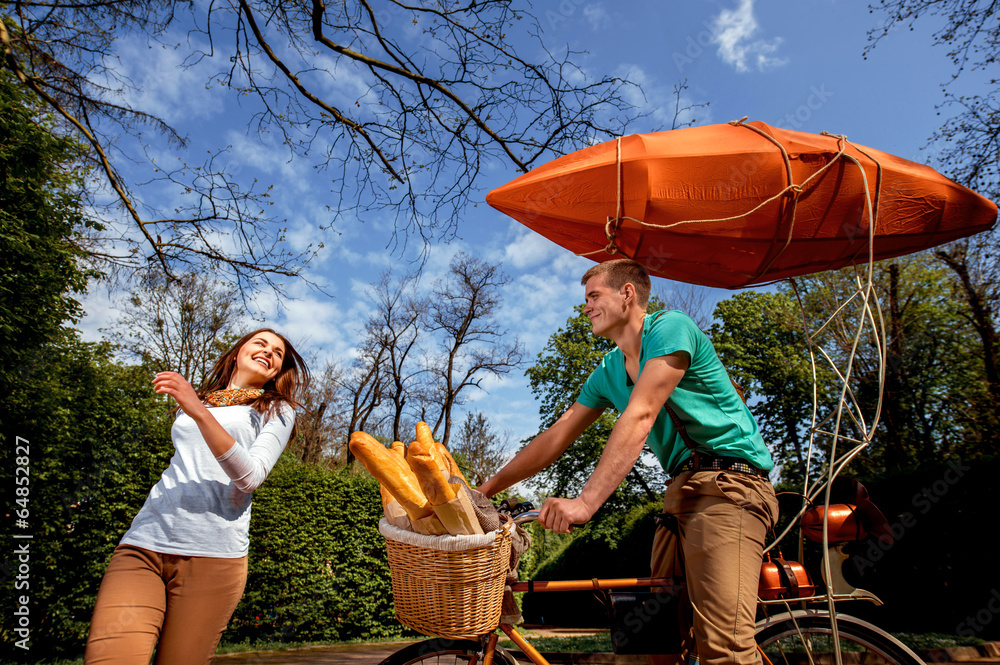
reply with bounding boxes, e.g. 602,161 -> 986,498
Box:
576,310 -> 773,475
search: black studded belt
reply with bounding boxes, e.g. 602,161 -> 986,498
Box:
671,454 -> 770,479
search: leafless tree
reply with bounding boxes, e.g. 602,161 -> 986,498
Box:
1,2 -> 639,290
426,253 -> 524,446
654,282 -> 715,330
292,359 -> 350,465
364,270 -> 427,442
105,270 -> 245,385
341,336 -> 389,464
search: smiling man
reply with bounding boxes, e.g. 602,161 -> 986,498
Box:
479,259 -> 777,665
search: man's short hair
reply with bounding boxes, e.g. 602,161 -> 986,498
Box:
581,259 -> 651,308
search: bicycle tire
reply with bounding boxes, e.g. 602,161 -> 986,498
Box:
379,638 -> 520,665
755,610 -> 924,665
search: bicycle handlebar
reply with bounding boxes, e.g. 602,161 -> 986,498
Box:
512,509 -> 541,525
512,509 -> 589,531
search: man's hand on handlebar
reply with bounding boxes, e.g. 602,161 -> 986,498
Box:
539,497 -> 595,533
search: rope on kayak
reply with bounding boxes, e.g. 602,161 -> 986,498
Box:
577,119 -> 882,283
579,135 -> 639,258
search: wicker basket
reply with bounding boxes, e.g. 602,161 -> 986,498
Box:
379,517 -> 513,640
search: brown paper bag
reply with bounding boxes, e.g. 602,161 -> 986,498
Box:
411,513 -> 449,535
431,489 -> 484,535
383,499 -> 412,530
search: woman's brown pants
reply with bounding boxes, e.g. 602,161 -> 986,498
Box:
84,544 -> 247,665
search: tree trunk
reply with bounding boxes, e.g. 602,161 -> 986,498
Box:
883,263 -> 906,473
936,247 -> 1000,411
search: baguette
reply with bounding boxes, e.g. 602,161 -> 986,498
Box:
390,440 -> 406,460
407,435 -> 457,506
413,422 -> 448,473
435,440 -> 469,487
349,431 -> 432,520
414,421 -> 468,486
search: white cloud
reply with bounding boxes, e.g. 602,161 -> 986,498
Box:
225,130 -> 311,190
710,0 -> 787,73
583,5 -> 612,31
502,226 -> 563,270
615,64 -> 713,129
77,286 -> 123,343
112,36 -> 224,124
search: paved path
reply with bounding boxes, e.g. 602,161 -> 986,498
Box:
210,634 -> 1000,665
212,640 -> 420,665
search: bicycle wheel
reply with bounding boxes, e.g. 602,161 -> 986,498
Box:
379,638 -> 520,665
755,610 -> 924,665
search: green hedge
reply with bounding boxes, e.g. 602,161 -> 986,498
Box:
0,340 -> 174,660
226,457 -> 400,644
521,500 -> 663,627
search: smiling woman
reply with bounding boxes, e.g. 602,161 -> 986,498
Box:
82,328 -> 310,665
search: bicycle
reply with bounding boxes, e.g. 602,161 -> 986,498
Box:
379,508 -> 925,665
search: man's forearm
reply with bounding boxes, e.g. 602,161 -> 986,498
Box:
577,407 -> 655,512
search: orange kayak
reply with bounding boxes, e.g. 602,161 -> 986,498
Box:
486,120 -> 997,288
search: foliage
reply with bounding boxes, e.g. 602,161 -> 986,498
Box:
0,69 -> 97,389
792,257 -> 986,475
523,304 -> 665,509
228,457 -> 399,644
0,70 -> 171,659
520,500 -> 663,627
1,2 -> 638,289
710,290 -> 831,488
933,233 -> 1000,453
867,1 -> 1000,453
710,254 -> 993,483
0,338 -> 174,658
451,412 -> 512,487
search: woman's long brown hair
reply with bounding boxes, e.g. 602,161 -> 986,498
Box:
197,328 -> 310,418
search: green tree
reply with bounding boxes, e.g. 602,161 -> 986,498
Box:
867,1 -> 1000,452
791,257 -> 985,473
524,304 -> 665,511
710,291 -> 824,489
709,255 -> 990,485
1,70 -> 175,657
0,69 -> 97,388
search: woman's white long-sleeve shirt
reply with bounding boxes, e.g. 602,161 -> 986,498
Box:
120,404 -> 294,557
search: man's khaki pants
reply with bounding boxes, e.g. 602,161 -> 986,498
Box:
650,470 -> 778,665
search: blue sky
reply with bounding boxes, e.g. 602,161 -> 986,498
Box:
77,0 -> 969,451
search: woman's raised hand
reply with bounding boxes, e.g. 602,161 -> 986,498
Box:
153,372 -> 205,415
